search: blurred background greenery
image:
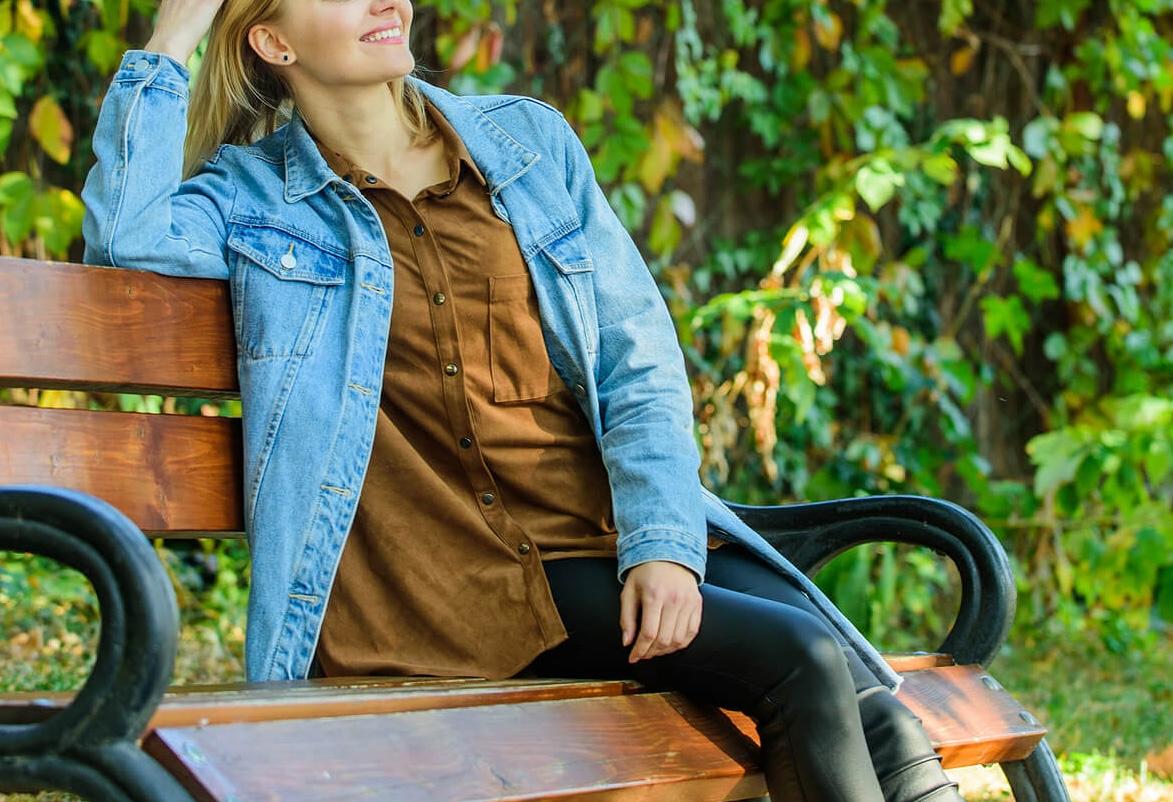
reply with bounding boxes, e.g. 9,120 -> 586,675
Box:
1,0 -> 1170,799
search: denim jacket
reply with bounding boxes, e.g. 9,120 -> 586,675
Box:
81,49 -> 902,693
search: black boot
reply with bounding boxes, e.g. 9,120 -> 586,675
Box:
857,687 -> 966,801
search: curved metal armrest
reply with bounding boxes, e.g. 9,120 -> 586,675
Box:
721,494 -> 1016,667
0,484 -> 195,802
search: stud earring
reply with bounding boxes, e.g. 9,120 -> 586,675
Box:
282,54 -> 290,62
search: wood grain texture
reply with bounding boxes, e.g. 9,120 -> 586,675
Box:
896,664 -> 1045,766
133,665 -> 1043,801
0,405 -> 244,535
145,692 -> 769,802
0,257 -> 238,397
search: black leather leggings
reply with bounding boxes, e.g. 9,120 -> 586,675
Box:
520,543 -> 965,802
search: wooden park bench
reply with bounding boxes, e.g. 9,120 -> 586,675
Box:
0,256 -> 1072,801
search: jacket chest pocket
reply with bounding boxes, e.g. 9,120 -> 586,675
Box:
228,224 -> 347,360
488,273 -> 560,403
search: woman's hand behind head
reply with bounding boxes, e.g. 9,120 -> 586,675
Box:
145,0 -> 226,65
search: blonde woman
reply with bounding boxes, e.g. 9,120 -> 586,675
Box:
81,1 -> 964,799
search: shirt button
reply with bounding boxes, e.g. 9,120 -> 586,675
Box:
365,175 -> 378,184
574,383 -> 586,397
481,493 -> 495,505
433,292 -> 446,305
444,363 -> 459,376
135,59 -> 150,71
413,223 -> 425,236
459,436 -> 473,449
518,542 -> 531,554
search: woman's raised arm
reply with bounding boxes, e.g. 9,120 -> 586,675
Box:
81,0 -> 235,280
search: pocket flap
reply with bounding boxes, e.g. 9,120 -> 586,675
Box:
538,226 -> 594,275
228,223 -> 347,285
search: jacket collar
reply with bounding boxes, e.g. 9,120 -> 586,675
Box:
282,75 -> 540,204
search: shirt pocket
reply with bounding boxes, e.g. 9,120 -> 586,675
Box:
488,273 -> 560,403
228,223 -> 347,360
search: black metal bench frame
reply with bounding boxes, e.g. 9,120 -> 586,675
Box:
0,484 -> 1071,802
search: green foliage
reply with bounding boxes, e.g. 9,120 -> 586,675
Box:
0,0 -> 1169,670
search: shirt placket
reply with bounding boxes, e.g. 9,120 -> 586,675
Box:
368,173 -> 536,559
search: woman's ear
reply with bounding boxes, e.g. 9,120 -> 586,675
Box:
248,23 -> 294,66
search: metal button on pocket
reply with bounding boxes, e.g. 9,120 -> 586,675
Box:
280,252 -> 297,270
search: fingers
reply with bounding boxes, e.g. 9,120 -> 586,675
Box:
627,591 -> 703,663
619,581 -> 638,648
629,593 -> 663,663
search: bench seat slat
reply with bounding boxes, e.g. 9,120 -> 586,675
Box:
146,691 -> 769,802
131,665 -> 1041,802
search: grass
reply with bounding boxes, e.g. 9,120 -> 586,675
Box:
1,551 -> 1170,801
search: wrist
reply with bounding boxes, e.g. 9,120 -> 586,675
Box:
143,37 -> 193,65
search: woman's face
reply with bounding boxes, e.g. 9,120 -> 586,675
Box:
251,0 -> 415,89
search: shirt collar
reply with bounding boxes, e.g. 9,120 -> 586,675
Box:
308,95 -> 487,193
281,75 -> 534,204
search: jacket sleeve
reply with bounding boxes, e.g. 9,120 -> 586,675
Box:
81,49 -> 235,280
558,115 -> 709,587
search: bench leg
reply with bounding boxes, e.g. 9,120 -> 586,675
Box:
1000,737 -> 1072,802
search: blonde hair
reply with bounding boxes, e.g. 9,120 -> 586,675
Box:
183,0 -> 433,178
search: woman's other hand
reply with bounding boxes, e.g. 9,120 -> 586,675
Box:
144,0 -> 226,64
620,561 -> 702,663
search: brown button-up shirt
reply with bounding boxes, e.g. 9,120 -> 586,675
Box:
311,95 -> 724,681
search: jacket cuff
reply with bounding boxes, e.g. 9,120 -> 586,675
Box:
114,49 -> 191,96
616,528 -> 707,586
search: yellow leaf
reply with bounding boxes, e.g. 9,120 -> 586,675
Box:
1065,205 -> 1103,251
1126,90 -> 1146,120
769,223 -> 809,282
792,27 -> 812,70
30,96 -> 73,165
950,44 -> 977,76
637,103 -> 701,194
813,12 -> 842,51
474,22 -> 503,71
15,0 -> 41,42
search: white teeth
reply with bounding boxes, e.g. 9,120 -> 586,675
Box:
362,28 -> 402,42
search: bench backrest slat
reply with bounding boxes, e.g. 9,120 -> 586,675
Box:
0,405 -> 244,536
0,257 -> 238,397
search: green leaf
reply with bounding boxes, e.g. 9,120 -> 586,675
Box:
939,0 -> 973,35
80,29 -> 124,73
32,188 -> 85,258
1064,111 -> 1104,141
1013,257 -> 1061,304
922,153 -> 959,185
0,170 -> 34,243
648,194 -> 681,258
855,159 -> 904,212
1027,429 -> 1093,497
980,294 -> 1031,354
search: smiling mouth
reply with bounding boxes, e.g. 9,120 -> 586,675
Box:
360,27 -> 404,43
